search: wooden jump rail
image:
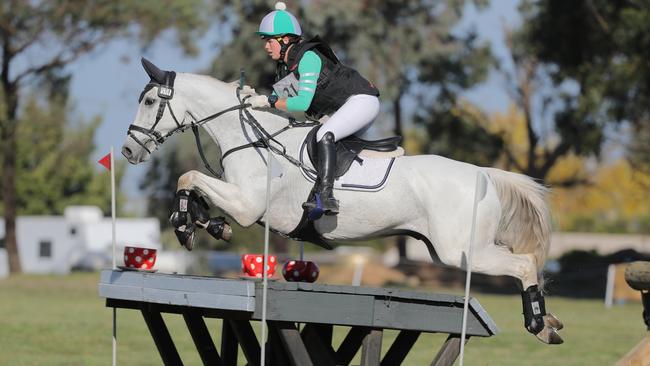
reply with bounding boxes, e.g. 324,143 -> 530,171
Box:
98,269 -> 499,366
617,261 -> 650,365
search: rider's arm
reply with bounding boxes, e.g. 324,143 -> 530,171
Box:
276,51 -> 321,111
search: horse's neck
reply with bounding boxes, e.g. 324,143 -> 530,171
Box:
178,73 -> 298,177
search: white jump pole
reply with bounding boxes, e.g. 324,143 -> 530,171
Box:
459,172 -> 487,366
260,151 -> 281,366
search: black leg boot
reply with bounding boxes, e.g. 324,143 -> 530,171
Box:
303,132 -> 339,218
319,132 -> 339,215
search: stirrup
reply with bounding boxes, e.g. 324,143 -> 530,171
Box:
303,193 -> 325,220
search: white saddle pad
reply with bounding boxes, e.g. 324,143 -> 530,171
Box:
298,140 -> 399,192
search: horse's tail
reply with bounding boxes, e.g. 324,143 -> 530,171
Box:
482,168 -> 552,272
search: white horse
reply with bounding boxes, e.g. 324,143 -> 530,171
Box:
122,59 -> 563,344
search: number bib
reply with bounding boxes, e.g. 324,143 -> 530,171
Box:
273,73 -> 300,98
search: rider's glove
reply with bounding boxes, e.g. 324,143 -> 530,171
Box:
239,85 -> 256,98
248,94 -> 270,109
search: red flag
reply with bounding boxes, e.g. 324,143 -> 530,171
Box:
98,152 -> 111,171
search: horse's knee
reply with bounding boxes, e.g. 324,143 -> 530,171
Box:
177,170 -> 199,190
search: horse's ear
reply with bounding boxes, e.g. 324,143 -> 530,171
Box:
141,57 -> 166,84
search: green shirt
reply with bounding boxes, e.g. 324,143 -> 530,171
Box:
286,50 -> 322,112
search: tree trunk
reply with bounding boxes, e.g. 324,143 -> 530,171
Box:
2,121 -> 20,273
1,84 -> 20,273
1,31 -> 21,273
392,96 -> 408,262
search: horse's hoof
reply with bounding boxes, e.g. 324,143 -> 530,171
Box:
544,313 -> 564,331
535,326 -> 564,345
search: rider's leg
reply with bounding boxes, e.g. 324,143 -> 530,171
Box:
304,95 -> 380,217
316,94 -> 380,141
303,131 -> 339,214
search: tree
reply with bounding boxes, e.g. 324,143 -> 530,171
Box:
550,159 -> 650,233
629,124 -> 650,176
0,1 -> 208,273
1,94 -> 125,216
508,0 -> 650,182
417,1 -> 638,187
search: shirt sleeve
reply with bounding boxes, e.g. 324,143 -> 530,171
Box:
286,50 -> 322,112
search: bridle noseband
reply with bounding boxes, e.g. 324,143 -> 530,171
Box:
127,74 -> 319,179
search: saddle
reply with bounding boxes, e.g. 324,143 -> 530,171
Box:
304,126 -> 402,178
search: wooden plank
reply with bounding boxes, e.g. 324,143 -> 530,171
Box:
270,321 -> 314,366
372,299 -> 493,336
99,270 -> 255,311
431,334 -> 466,366
302,323 -> 333,346
101,270 -> 498,337
100,270 -> 255,296
301,324 -> 337,366
227,319 -> 260,366
360,329 -> 383,366
182,309 -> 222,366
336,327 -> 370,365
381,330 -> 420,366
220,320 -> 238,366
267,321 -> 294,366
257,289 -> 375,326
139,303 -> 183,366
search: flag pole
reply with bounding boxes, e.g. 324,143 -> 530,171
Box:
110,146 -> 117,366
111,146 -> 116,269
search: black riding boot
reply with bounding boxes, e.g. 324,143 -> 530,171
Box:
303,132 -> 339,218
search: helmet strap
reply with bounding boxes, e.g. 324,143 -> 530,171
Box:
278,36 -> 300,64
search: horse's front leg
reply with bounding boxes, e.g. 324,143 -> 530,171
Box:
177,170 -> 266,227
169,170 -> 265,251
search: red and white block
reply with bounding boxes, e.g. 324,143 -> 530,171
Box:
282,260 -> 320,283
241,254 -> 277,278
123,246 -> 157,270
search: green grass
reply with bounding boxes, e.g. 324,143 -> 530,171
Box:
0,273 -> 644,365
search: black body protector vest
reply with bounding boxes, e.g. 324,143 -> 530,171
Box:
274,36 -> 380,119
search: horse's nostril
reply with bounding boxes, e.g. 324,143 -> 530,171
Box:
122,146 -> 132,158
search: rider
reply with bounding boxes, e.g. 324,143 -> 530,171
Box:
243,2 -> 381,217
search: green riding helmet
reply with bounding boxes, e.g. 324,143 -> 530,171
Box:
257,2 -> 302,37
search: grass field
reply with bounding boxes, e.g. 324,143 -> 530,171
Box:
0,272 -> 644,365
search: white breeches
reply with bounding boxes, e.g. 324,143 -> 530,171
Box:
316,94 -> 380,142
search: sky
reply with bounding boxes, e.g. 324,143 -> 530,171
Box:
65,1 -> 521,213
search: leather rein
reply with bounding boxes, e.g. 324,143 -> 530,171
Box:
127,81 -> 319,179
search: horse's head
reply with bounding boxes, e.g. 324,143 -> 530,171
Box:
122,58 -> 192,164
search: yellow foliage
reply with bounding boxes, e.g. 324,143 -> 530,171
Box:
550,159 -> 650,231
546,154 -> 590,184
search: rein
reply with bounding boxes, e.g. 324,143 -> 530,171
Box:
128,81 -> 319,179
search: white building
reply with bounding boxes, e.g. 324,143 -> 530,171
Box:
0,206 -> 161,276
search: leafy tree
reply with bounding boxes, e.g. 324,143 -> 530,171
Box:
1,95 -> 125,216
629,123 -> 650,176
0,1 -> 209,273
550,160 -> 650,233
467,0 -> 650,184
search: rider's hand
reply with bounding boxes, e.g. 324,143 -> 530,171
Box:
248,95 -> 270,109
239,85 -> 256,98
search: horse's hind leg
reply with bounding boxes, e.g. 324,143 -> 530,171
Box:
471,244 -> 563,345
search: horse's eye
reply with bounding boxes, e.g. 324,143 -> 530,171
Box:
144,98 -> 155,106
